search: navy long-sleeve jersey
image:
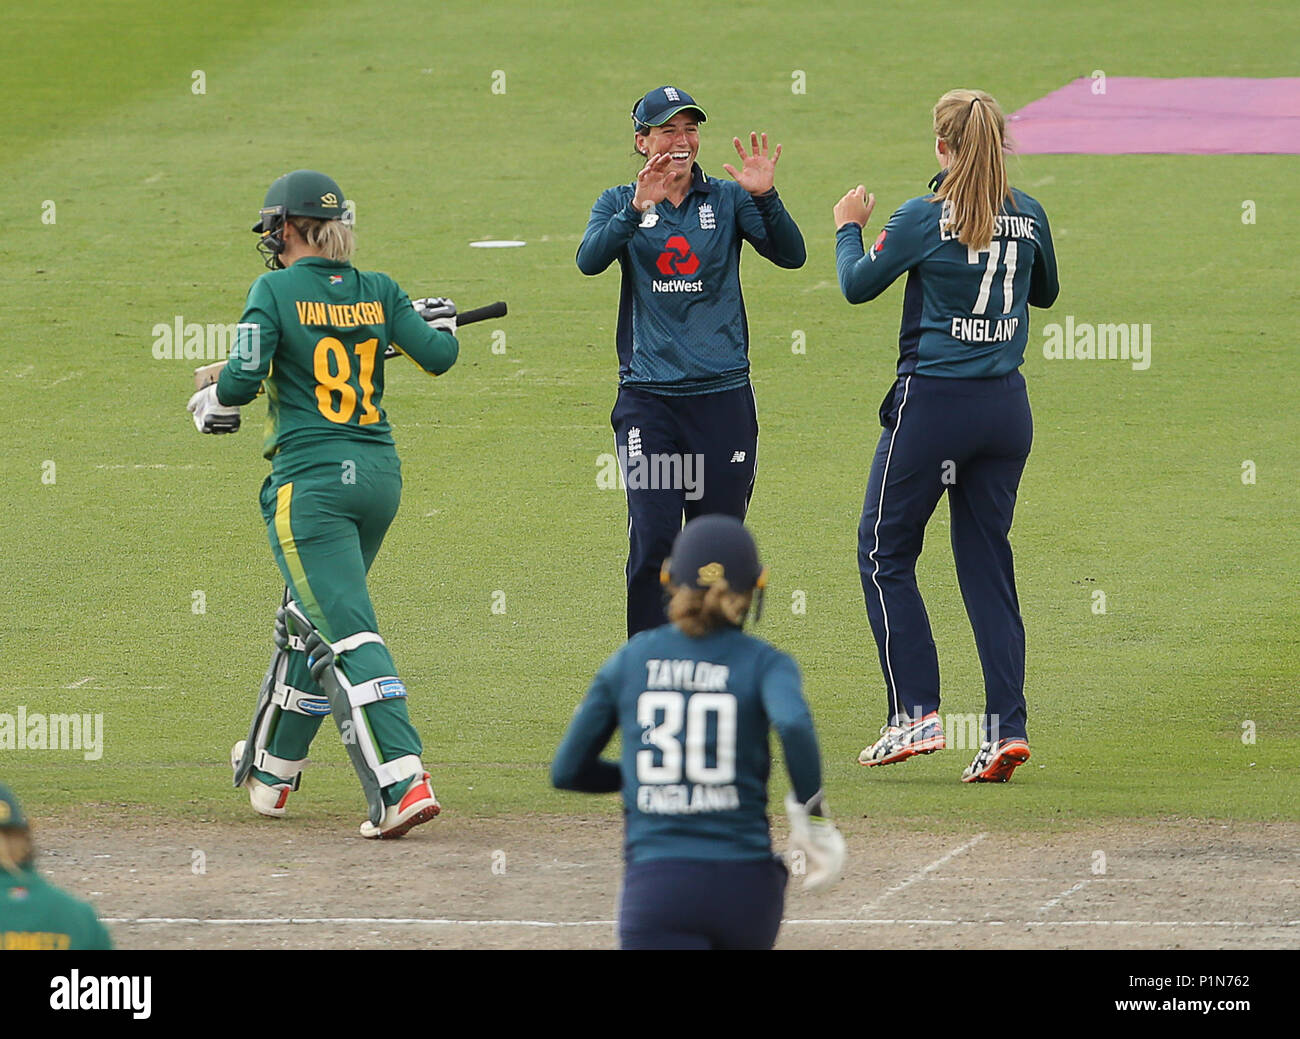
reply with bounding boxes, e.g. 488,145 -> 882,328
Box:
836,173 -> 1059,377
551,624 -> 823,864
577,165 -> 805,395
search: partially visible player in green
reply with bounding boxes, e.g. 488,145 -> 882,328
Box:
188,169 -> 458,838
0,783 -> 112,950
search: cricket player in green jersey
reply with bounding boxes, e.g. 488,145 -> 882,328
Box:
0,783 -> 113,950
188,169 -> 458,838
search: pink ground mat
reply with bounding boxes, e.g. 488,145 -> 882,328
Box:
1007,77 -> 1300,154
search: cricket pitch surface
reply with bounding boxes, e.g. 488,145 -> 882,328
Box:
34,813 -> 1300,950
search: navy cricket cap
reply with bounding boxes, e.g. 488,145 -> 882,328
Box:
663,515 -> 765,593
0,783 -> 28,829
632,86 -> 708,133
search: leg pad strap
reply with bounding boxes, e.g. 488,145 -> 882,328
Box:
343,675 -> 408,709
254,749 -> 305,789
374,753 -> 424,790
272,681 -> 332,716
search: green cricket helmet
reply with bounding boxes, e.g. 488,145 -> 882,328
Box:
252,169 -> 350,269
0,782 -> 28,830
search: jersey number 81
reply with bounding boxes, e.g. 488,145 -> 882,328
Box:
314,336 -> 380,425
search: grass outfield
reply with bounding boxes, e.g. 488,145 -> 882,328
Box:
1,0 -> 1296,831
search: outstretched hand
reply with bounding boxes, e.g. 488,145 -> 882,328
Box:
632,152 -> 676,212
723,132 -> 781,195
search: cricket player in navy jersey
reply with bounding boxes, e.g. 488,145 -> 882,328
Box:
833,90 -> 1059,783
576,86 -> 806,638
552,515 -> 845,950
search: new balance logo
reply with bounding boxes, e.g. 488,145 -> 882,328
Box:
730,451 -> 746,463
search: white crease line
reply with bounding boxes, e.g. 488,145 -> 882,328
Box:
1024,920 -> 1300,928
105,917 -> 617,927
860,833 -> 987,913
5,685 -> 170,691
795,919 -> 1298,928
101,916 -> 1300,929
93,464 -> 200,471
64,677 -> 95,689
922,876 -> 1153,883
1037,879 -> 1090,913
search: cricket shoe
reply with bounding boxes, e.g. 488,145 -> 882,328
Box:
359,772 -> 441,839
961,738 -> 1031,783
230,741 -> 293,818
858,710 -> 945,767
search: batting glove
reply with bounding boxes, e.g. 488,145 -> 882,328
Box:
186,384 -> 241,434
785,790 -> 847,893
302,628 -> 335,684
412,296 -> 457,334
273,606 -> 290,652
385,297 -> 457,359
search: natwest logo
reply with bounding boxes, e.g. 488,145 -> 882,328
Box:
655,235 -> 700,276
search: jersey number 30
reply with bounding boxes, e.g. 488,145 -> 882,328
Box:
637,691 -> 737,785
313,336 -> 380,425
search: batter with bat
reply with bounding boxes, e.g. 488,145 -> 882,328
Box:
187,168 -> 462,837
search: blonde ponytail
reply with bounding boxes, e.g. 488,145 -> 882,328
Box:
289,216 -> 355,263
667,578 -> 753,637
931,89 -> 1011,252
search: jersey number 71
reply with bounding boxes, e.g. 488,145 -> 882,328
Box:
967,241 -> 1017,316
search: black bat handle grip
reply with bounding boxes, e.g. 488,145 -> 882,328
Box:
456,301 -> 508,326
383,301 -> 508,359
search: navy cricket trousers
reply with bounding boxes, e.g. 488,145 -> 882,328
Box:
612,384 -> 758,637
858,371 -> 1033,742
619,857 -> 787,950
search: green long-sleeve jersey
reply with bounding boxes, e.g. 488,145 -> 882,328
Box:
217,257 -> 458,463
1,866 -> 113,950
